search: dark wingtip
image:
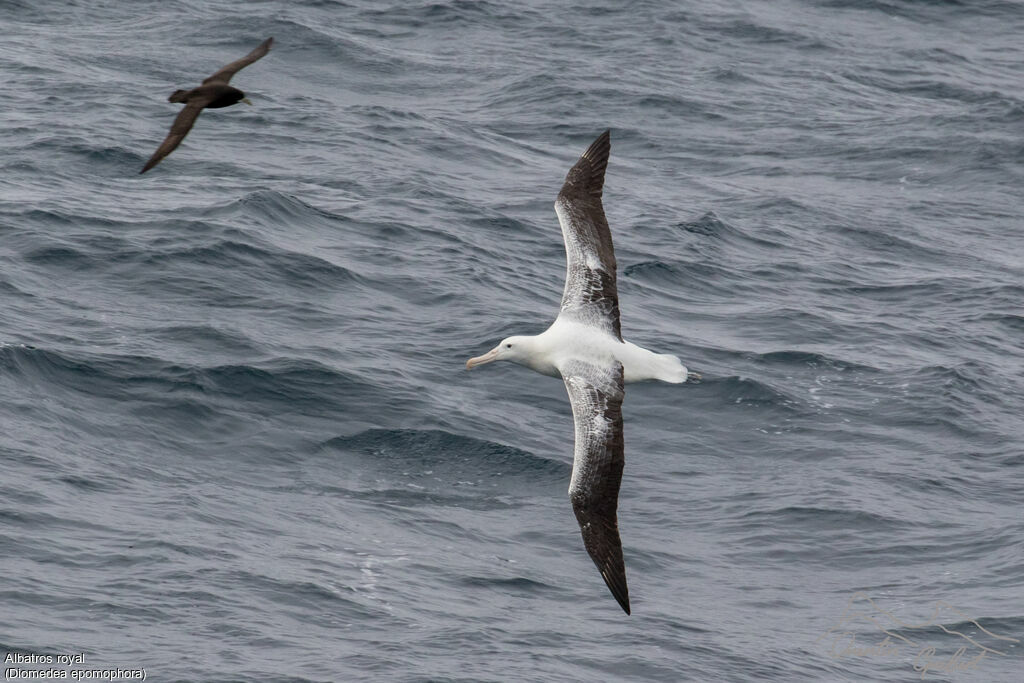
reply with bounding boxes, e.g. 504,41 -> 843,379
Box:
612,586 -> 631,615
558,129 -> 613,202
575,506 -> 631,615
579,129 -> 611,197
602,566 -> 631,615
582,129 -> 611,163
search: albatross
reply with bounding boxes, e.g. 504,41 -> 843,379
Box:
140,37 -> 274,174
466,130 -> 700,615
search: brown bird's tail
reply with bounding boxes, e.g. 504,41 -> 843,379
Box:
168,89 -> 190,103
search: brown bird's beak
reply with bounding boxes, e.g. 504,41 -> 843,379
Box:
466,347 -> 499,370
241,97 -> 253,105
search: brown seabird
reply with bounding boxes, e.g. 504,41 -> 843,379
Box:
140,37 -> 274,174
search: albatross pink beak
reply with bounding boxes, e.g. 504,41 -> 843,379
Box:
466,347 -> 499,370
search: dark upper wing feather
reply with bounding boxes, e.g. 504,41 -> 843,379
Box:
203,37 -> 274,85
140,101 -> 206,174
554,130 -> 621,340
561,359 -> 629,614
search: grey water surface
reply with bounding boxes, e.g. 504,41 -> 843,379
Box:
1,1 -> 1022,681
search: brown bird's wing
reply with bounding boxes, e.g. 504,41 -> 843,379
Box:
202,37 -> 274,85
561,358 -> 630,614
554,130 -> 621,341
140,100 -> 207,174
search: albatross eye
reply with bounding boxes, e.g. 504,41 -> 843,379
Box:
506,344 -> 512,348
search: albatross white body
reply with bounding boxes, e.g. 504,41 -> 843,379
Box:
492,319 -> 690,384
466,130 -> 698,615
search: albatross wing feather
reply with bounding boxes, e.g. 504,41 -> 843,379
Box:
554,130 -> 621,341
561,358 -> 630,614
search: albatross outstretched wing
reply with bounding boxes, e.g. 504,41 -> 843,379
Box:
140,100 -> 209,174
554,130 -> 621,341
203,37 -> 274,85
561,358 -> 629,614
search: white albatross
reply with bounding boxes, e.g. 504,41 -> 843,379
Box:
466,130 -> 700,614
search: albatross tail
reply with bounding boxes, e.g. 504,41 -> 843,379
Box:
653,354 -> 690,384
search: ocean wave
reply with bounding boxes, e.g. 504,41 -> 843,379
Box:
703,375 -> 804,412
0,345 -> 373,418
737,505 -> 907,531
321,428 -> 566,481
3,0 -> 1023,679
752,349 -> 878,373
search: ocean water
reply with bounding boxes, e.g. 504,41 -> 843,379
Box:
1,0 -> 1022,681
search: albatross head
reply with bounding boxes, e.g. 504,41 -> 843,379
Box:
465,336 -> 534,370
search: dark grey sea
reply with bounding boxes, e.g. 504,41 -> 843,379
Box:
1,1 -> 1022,681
